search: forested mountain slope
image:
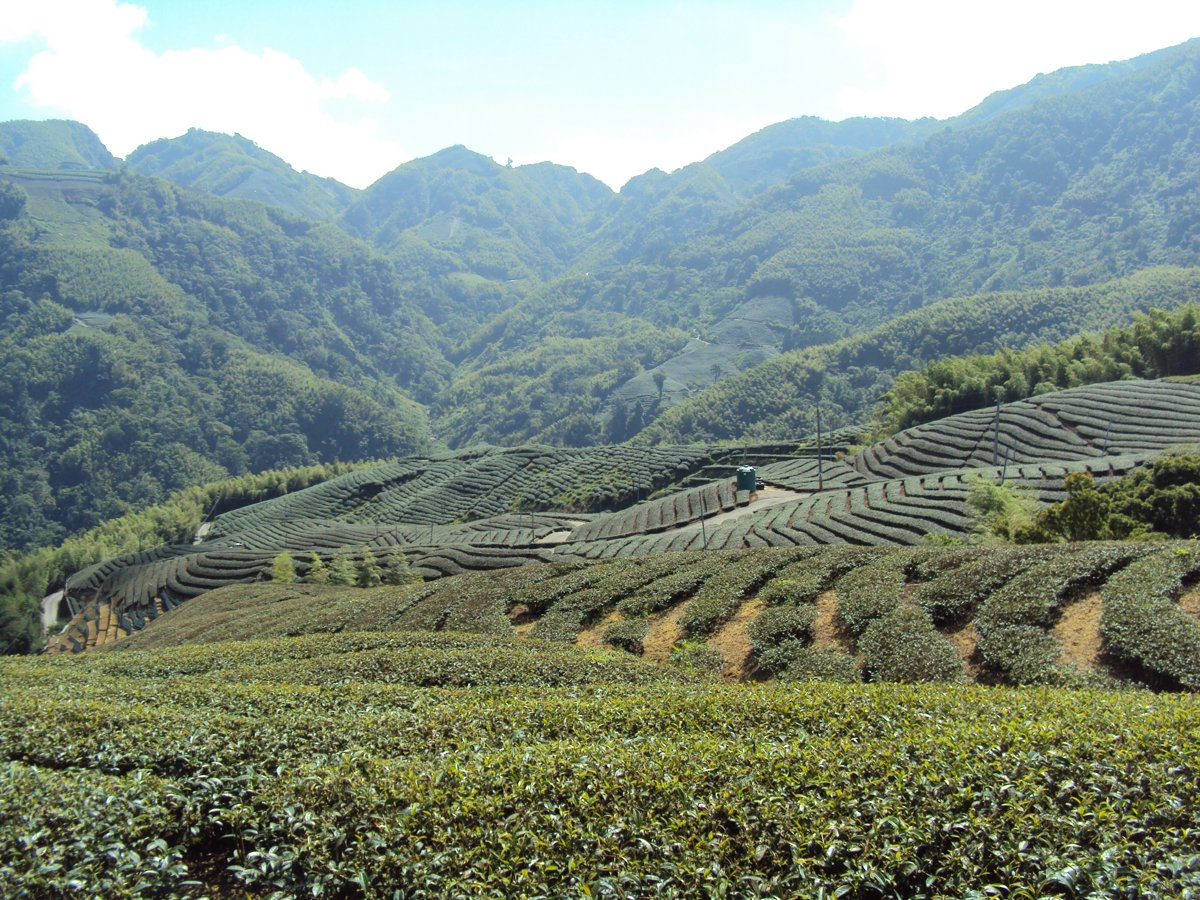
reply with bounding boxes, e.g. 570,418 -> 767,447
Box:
435,39 -> 1200,445
0,120 -> 117,170
0,170 -> 442,550
6,40 -> 1200,548
126,129 -> 359,221
638,268 -> 1200,443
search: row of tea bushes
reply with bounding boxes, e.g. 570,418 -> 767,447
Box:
567,478 -> 749,542
56,386 -> 1188,647
209,444 -> 717,536
565,540 -> 1195,689
973,544 -> 1151,685
1100,546 -> 1200,689
850,380 -> 1200,480
2,637 -> 1197,896
98,542 -> 1200,693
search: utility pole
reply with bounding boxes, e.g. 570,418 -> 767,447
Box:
992,390 -> 1002,468
816,407 -> 824,491
699,491 -> 708,549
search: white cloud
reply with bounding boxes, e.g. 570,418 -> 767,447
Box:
2,0 -> 405,187
836,0 -> 1200,120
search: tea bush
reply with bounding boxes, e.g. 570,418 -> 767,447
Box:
834,557 -> 908,636
858,606 -> 963,683
603,616 -> 648,654
747,605 -> 819,655
775,647 -> 861,683
2,636 -> 1197,897
1100,546 -> 1200,689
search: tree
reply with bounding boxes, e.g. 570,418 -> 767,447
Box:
306,552 -> 329,584
965,478 -> 1042,543
328,548 -> 357,586
0,592 -> 41,655
1037,472 -> 1112,541
0,182 -> 27,221
383,546 -> 420,585
271,550 -> 297,583
652,371 -> 666,401
357,545 -> 382,587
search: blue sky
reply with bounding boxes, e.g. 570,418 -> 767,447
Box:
3,1 -> 1200,189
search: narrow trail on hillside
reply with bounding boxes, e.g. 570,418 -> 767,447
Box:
643,603 -> 689,665
1052,591 -> 1104,671
708,597 -> 767,680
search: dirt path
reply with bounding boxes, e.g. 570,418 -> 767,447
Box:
670,487 -> 807,536
536,521 -> 589,544
642,603 -> 690,665
40,590 -> 64,633
810,590 -> 855,654
707,597 -> 767,680
1052,590 -> 1104,671
940,622 -> 980,680
1180,590 -> 1200,624
576,610 -> 623,648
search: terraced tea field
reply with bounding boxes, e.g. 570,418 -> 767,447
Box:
102,541 -> 1200,690
48,379 -> 1200,653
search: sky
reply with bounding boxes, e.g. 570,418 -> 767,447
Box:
2,0 -> 1199,190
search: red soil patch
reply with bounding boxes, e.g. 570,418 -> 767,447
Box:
940,622 -> 980,680
1179,590 -> 1200,624
810,590 -> 855,654
508,603 -> 536,637
575,610 -> 623,648
707,597 -> 767,680
642,603 -> 690,666
1052,590 -> 1104,671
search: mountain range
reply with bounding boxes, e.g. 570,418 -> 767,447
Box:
3,37 -> 1200,550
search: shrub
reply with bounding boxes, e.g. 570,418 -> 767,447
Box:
859,607 -> 963,684
270,551 -> 297,583
975,622 -> 1061,685
382,547 -> 420,585
835,559 -> 907,636
668,639 -> 724,675
327,548 -> 357,587
357,546 -> 383,588
305,552 -> 329,585
965,478 -> 1042,543
913,547 -> 1051,625
603,617 -> 648,655
747,605 -> 818,655
1100,546 -> 1200,689
680,551 -> 785,636
0,593 -> 42,656
776,647 -> 861,684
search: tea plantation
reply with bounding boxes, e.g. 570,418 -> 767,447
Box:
47,379 -> 1200,654
97,541 -> 1200,691
7,378 -> 1200,896
2,633 -> 1198,897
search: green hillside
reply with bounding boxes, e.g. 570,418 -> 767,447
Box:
0,167 -> 444,551
126,128 -> 359,221
37,379 -> 1200,672
7,40 -> 1200,548
425,41 -> 1200,446
0,120 -> 117,170
640,269 -> 1200,443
